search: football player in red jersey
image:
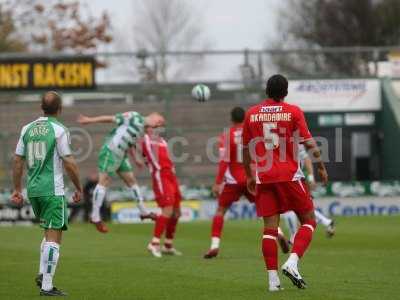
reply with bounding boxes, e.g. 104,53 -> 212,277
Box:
204,107 -> 289,259
203,107 -> 254,258
138,126 -> 183,258
242,75 -> 328,292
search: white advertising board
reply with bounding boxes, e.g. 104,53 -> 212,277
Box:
286,79 -> 381,112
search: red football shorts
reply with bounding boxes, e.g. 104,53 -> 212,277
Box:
152,169 -> 182,208
218,183 -> 255,208
255,180 -> 314,217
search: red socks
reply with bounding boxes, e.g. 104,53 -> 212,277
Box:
292,219 -> 317,258
262,228 -> 278,270
153,215 -> 169,243
165,217 -> 179,241
211,215 -> 224,238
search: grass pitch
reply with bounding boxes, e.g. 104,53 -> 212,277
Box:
1,216 -> 399,300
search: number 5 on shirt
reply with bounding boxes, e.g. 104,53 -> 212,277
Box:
263,123 -> 279,150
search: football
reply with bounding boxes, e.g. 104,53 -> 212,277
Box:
192,84 -> 211,102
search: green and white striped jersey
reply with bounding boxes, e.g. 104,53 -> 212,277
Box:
105,111 -> 145,157
15,116 -> 72,197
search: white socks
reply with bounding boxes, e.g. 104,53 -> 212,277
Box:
315,210 -> 332,227
128,185 -> 147,215
42,242 -> 60,291
92,184 -> 147,220
39,238 -> 45,274
287,253 -> 299,266
268,270 -> 281,287
91,184 -> 107,223
211,237 -> 220,249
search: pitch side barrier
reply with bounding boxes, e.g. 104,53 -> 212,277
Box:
2,181 -> 399,225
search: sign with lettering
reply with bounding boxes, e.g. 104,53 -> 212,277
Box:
0,56 -> 95,90
286,79 -> 381,112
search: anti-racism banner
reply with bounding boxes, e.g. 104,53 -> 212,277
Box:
286,79 -> 381,112
0,56 -> 95,90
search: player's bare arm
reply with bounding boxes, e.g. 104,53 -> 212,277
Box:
213,148 -> 228,197
304,139 -> 328,185
243,146 -> 256,195
212,160 -> 228,197
63,155 -> 83,203
212,184 -> 221,197
303,156 -> 317,190
77,114 -> 115,124
129,145 -> 145,170
11,154 -> 25,205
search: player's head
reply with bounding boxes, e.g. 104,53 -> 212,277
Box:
145,112 -> 165,128
41,91 -> 62,116
231,107 -> 245,124
265,74 -> 288,101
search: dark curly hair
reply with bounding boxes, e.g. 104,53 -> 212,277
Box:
265,74 -> 288,101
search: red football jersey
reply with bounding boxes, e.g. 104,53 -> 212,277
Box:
215,124 -> 247,185
141,134 -> 174,173
242,98 -> 312,184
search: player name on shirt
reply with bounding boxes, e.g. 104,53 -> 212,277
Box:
28,124 -> 50,137
243,99 -> 312,183
250,112 -> 292,122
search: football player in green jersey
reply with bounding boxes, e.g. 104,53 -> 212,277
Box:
12,91 -> 83,297
77,111 -> 164,233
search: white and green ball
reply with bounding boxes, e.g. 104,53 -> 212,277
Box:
192,84 -> 211,102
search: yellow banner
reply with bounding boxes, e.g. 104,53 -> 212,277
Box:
0,57 -> 95,90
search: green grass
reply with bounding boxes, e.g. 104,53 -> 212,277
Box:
1,217 -> 399,300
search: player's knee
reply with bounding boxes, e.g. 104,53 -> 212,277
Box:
216,206 -> 226,216
303,218 -> 317,230
126,176 -> 137,187
45,229 -> 63,244
173,208 -> 181,219
162,206 -> 173,217
263,215 -> 279,229
98,173 -> 111,187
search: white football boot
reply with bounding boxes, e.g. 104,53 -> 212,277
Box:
281,258 -> 307,289
161,245 -> 183,256
147,243 -> 162,258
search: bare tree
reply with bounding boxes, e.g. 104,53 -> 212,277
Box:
4,0 -> 112,53
131,0 -> 210,82
272,0 -> 400,76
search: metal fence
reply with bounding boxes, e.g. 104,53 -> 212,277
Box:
0,46 -> 399,84
0,46 -> 399,189
89,47 -> 400,83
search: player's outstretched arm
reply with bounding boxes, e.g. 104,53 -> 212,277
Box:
63,155 -> 83,203
11,155 -> 24,205
77,114 -> 115,125
303,139 -> 328,185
